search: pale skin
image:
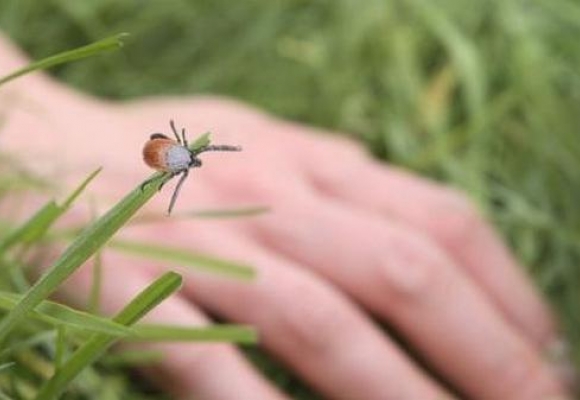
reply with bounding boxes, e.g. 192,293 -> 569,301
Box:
0,35 -> 573,399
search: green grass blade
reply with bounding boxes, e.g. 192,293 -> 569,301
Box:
0,168 -> 101,252
189,132 -> 211,150
130,324 -> 257,343
6,261 -> 32,292
0,168 -> 174,343
0,331 -> 55,359
0,33 -> 128,86
60,168 -> 102,209
406,0 -> 485,117
0,363 -> 14,373
179,205 -> 270,219
133,205 -> 270,224
110,239 -> 255,280
35,271 -> 182,400
54,326 -> 67,370
0,291 -> 131,337
0,202 -> 60,252
0,390 -> 13,400
86,250 -> 103,314
101,350 -> 163,367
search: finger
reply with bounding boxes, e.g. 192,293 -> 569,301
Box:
292,131 -> 557,349
164,225 -> 454,400
59,255 -> 288,400
239,190 -> 567,400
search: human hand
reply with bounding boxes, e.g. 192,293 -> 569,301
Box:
0,36 -> 572,400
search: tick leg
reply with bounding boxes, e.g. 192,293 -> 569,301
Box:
141,172 -> 176,192
158,172 -> 177,191
167,169 -> 189,215
181,128 -> 188,147
169,119 -> 182,145
195,144 -> 242,155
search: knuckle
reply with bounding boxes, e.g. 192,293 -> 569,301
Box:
424,189 -> 486,253
211,164 -> 291,204
377,231 -> 451,303
267,273 -> 353,354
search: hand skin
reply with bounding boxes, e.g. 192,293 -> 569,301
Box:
0,35 -> 573,400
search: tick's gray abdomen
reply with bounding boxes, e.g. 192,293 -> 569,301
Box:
166,146 -> 191,172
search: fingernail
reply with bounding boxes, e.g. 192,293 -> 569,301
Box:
545,338 -> 578,393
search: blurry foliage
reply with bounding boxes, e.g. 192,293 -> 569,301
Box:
1,0 -> 580,396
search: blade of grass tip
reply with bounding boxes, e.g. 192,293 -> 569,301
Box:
0,168 -> 101,253
61,167 -> 103,209
189,132 -> 211,151
0,33 -> 129,87
110,239 -> 255,280
0,291 -> 132,337
35,272 -> 182,400
131,323 -> 257,344
0,167 -> 175,344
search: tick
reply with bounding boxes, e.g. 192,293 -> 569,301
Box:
142,119 -> 241,215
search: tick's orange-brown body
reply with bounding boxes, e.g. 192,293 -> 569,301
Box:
142,136 -> 177,172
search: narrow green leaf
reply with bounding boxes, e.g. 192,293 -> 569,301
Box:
0,168 -> 101,253
113,272 -> 182,325
110,239 -> 255,280
87,250 -> 103,314
54,326 -> 67,370
101,350 -> 164,367
0,331 -> 56,359
7,261 -> 32,292
131,324 -> 257,343
0,390 -> 14,400
0,363 -> 14,373
0,202 -> 60,252
61,168 -> 102,209
87,201 -> 104,314
0,167 -> 173,343
132,205 -> 270,224
0,291 -> 131,337
189,132 -> 211,150
0,33 -> 128,86
184,206 -> 270,219
406,0 -> 485,117
35,272 -> 182,400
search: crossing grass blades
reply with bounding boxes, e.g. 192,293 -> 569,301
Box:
0,35 -> 256,400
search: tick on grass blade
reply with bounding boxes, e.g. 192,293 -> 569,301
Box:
142,119 -> 241,215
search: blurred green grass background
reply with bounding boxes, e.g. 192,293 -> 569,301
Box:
1,0 -> 580,397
